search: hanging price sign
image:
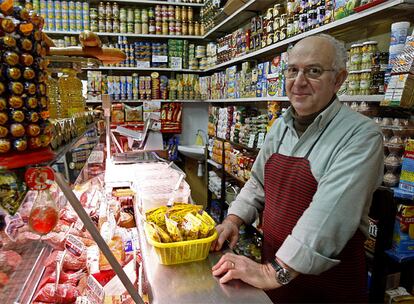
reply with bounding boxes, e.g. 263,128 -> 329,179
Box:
25,166 -> 55,190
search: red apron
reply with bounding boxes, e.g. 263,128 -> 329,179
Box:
262,126 -> 368,303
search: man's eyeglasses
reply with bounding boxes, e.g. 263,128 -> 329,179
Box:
283,66 -> 336,80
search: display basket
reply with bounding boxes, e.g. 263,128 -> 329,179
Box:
144,223 -> 218,265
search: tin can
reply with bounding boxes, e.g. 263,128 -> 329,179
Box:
62,18 -> 69,31
161,5 -> 167,22
75,1 -> 81,14
127,8 -> 134,22
127,22 -> 134,33
98,19 -> 105,32
64,35 -> 71,46
168,21 -> 175,35
112,19 -> 120,32
90,8 -> 98,20
75,19 -> 81,31
69,18 -> 76,31
33,0 -> 40,12
120,8 -> 127,22
75,8 -> 82,20
142,22 -> 148,34
40,0 -> 47,9
120,22 -> 127,33
105,19 -> 112,32
46,0 -> 53,10
70,36 -> 77,46
155,21 -> 161,34
134,22 -> 142,34
68,0 -> 75,11
83,2 -> 89,14
141,9 -> 148,23
90,20 -> 98,31
148,7 -> 154,19
134,8 -> 141,22
55,18 -> 62,30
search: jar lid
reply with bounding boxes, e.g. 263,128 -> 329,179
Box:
362,41 -> 378,45
351,43 -> 363,48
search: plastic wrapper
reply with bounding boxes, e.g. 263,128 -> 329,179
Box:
165,214 -> 183,242
146,221 -> 171,243
34,283 -> 80,303
124,104 -> 143,122
183,213 -> 202,240
45,250 -> 87,271
0,169 -> 27,215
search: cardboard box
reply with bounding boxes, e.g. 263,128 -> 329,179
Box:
382,74 -> 414,108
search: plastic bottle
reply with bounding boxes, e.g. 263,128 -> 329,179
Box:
47,74 -> 60,119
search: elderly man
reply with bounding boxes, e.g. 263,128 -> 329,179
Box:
211,34 -> 384,302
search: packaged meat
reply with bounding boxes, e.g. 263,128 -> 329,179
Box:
0,271 -> 9,288
0,249 -> 22,273
45,250 -> 87,271
34,283 -> 80,303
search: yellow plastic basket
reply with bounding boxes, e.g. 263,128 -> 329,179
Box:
144,223 -> 218,265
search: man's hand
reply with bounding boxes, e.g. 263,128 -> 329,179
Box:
212,253 -> 279,290
211,215 -> 243,251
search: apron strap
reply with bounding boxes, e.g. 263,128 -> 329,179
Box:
275,127 -> 288,154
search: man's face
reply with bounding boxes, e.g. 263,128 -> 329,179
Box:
285,37 -> 347,116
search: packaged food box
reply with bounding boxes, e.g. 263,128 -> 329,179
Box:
392,204 -> 414,254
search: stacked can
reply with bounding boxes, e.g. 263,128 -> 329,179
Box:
152,42 -> 168,68
132,73 -> 139,100
168,39 -> 189,69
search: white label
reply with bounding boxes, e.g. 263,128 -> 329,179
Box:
136,61 -> 151,68
88,151 -> 104,164
152,55 -> 168,63
257,133 -> 265,149
86,275 -> 105,304
248,134 -> 256,148
170,57 -> 182,70
65,234 -> 85,257
217,45 -> 229,53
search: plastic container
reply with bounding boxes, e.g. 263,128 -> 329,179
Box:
145,223 -> 218,265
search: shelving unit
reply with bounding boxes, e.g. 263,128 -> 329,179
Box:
88,0 -> 204,6
203,0 -> 414,72
87,66 -> 203,73
86,99 -> 203,103
45,30 -> 203,39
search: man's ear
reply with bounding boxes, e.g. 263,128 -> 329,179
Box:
334,70 -> 348,92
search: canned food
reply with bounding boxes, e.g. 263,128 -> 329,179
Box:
182,22 -> 188,35
69,18 -> 76,31
90,20 -> 98,31
120,22 -> 127,33
168,5 -> 174,21
70,36 -> 76,46
120,8 -> 127,22
127,8 -> 134,22
68,1 -> 75,10
134,22 -> 142,34
188,21 -> 194,35
90,8 -> 98,20
98,19 -> 105,32
181,6 -> 187,22
105,2 -> 112,19
83,2 -> 89,13
127,22 -> 134,33
141,8 -> 148,23
175,6 -> 181,20
105,19 -> 112,32
142,22 -> 148,34
194,21 -> 200,36
187,7 -> 193,21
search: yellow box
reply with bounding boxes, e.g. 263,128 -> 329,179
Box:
145,223 -> 218,265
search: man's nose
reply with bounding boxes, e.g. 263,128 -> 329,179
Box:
293,70 -> 308,86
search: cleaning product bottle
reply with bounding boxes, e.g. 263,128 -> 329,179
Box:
195,130 -> 204,146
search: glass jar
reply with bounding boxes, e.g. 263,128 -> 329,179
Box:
90,19 -> 98,32
113,19 -> 120,33
348,71 -> 361,95
90,8 -> 98,20
105,19 -> 112,33
361,41 -> 378,70
349,43 -> 363,71
120,8 -> 127,22
359,69 -> 372,95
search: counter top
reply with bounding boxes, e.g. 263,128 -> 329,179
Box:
137,215 -> 272,304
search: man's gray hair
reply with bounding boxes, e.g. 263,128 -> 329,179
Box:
315,34 -> 347,71
288,34 -> 347,71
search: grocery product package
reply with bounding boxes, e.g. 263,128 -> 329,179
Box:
392,204 -> 414,254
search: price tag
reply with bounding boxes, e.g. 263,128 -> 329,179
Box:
217,45 -> 229,53
257,132 -> 265,149
86,275 -> 105,304
65,234 -> 85,257
152,55 -> 168,63
248,134 -> 256,148
88,151 -> 104,164
25,166 -> 55,190
136,61 -> 150,68
170,57 -> 182,70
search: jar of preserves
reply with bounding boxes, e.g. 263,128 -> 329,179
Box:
149,19 -> 156,34
348,71 -> 361,95
162,21 -> 168,35
90,19 -> 98,32
359,69 -> 372,95
349,43 -> 363,71
127,22 -> 134,33
120,22 -> 127,33
169,21 -> 175,35
127,8 -> 134,23
175,6 -> 181,21
98,18 -> 105,32
182,21 -> 188,35
187,7 -> 193,21
142,22 -> 149,34
113,2 -> 119,20
134,8 -> 141,22
141,9 -> 148,23
168,5 -> 174,21
98,2 -> 105,19
175,21 -> 182,35
120,8 -> 127,22
194,21 -> 200,36
134,22 -> 142,34
181,6 -> 187,22
273,4 -> 281,17
90,8 -> 98,20
361,41 -> 378,70
105,2 -> 112,20
105,19 -> 112,32
113,19 -> 120,32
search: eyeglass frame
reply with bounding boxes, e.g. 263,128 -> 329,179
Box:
283,65 -> 337,80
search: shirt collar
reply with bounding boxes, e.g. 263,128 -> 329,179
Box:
283,96 -> 342,130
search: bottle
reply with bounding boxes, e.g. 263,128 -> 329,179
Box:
47,73 -> 60,119
58,68 -> 84,117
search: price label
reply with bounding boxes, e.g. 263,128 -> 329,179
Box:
248,134 -> 256,148
86,275 -> 105,304
25,166 -> 55,190
136,61 -> 150,68
257,132 -> 265,149
170,57 -> 182,70
88,151 -> 104,164
217,45 -> 229,53
65,234 -> 85,257
152,55 -> 168,63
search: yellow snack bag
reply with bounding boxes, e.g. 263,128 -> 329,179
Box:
183,213 -> 202,240
196,211 -> 216,238
165,214 -> 183,242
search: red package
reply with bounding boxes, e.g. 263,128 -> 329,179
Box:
34,283 -> 80,303
45,250 -> 87,271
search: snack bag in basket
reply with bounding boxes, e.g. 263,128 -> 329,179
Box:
147,222 -> 171,243
183,213 -> 202,240
197,211 -> 216,238
165,214 -> 183,242
145,206 -> 168,228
